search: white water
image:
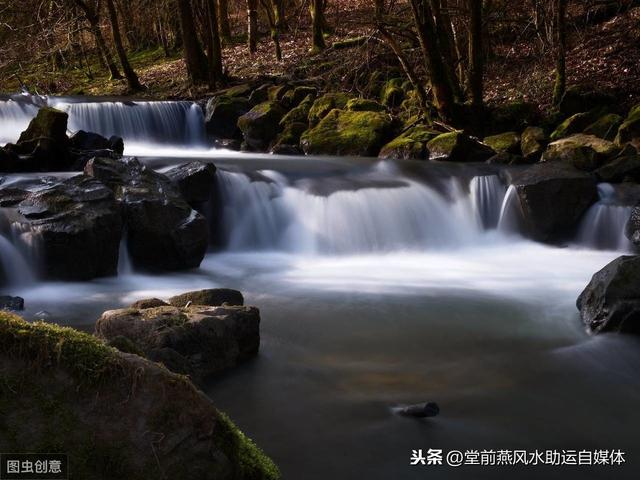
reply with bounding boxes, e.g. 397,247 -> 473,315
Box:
0,98 -> 39,145
0,234 -> 34,286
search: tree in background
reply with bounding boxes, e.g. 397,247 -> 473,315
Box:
177,0 -> 209,83
261,0 -> 284,61
467,0 -> 483,109
105,0 -> 143,90
553,0 -> 568,105
247,0 -> 259,53
205,0 -> 224,86
218,0 -> 232,42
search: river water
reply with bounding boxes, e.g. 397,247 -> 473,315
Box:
1,97 -> 639,479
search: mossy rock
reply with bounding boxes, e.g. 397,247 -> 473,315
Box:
378,126 -> 440,160
275,122 -> 308,147
220,83 -> 254,98
427,131 -> 495,162
280,95 -> 314,127
268,84 -> 293,104
615,104 -> 640,146
248,83 -> 272,106
380,78 -> 405,108
282,86 -> 317,108
550,112 -> 598,141
489,101 -> 539,133
521,126 -> 548,161
18,107 -> 68,144
583,113 -> 623,141
542,133 -> 621,171
0,312 -> 279,480
308,93 -> 352,126
205,96 -> 251,139
345,98 -> 386,112
483,131 -> 521,154
300,109 -> 394,156
365,71 -> 385,98
237,101 -> 287,151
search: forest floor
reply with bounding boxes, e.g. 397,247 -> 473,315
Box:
2,2 -> 639,114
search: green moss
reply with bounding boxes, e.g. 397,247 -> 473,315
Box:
483,131 -> 520,154
307,93 -> 352,126
380,78 -> 404,108
427,131 -> 496,162
108,335 -> 145,356
583,113 -> 623,141
615,104 -> 640,145
280,95 -> 314,127
215,411 -> 281,480
345,98 -> 386,112
301,109 -> 393,156
275,122 -> 308,146
17,107 -> 68,143
0,312 -> 119,385
379,125 -> 439,160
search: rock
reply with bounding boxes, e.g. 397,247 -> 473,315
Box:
380,78 -> 404,108
583,113 -> 624,141
576,255 -> 640,334
18,107 -> 68,145
550,111 -> 598,141
0,296 -> 24,311
282,85 -> 317,108
273,122 -> 307,150
595,148 -> 640,183
164,161 -> 217,205
345,98 -> 387,112
542,134 -> 620,171
615,104 -> 640,147
0,146 -> 20,171
270,144 -> 304,155
248,83 -> 272,105
267,84 -> 293,106
558,86 -> 614,116
280,95 -> 314,128
625,205 -> 640,246
520,126 -> 548,161
486,152 -> 526,165
15,175 -> 122,280
397,402 -> 440,418
483,131 -> 521,154
378,126 -> 439,160
427,131 -> 495,162
0,311 -> 279,480
84,157 -> 208,272
205,96 -> 251,139
510,162 -> 598,242
300,109 -> 394,157
237,101 -> 287,151
130,298 -> 169,309
69,130 -> 124,155
489,101 -> 540,133
168,288 -> 244,307
95,302 -> 258,382
307,93 -> 352,126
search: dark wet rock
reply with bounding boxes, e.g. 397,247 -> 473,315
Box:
427,131 -> 495,162
84,157 -> 208,272
165,161 -> 217,205
542,134 -> 620,171
168,288 -> 244,307
95,302 -> 259,382
214,138 -> 242,151
301,109 -> 394,157
69,130 -> 124,155
625,205 -> 640,247
205,96 -> 251,139
511,163 -> 598,242
270,144 -> 304,155
577,255 -> 640,334
0,311 -> 279,480
13,175 -> 122,280
18,107 -> 68,145
486,152 -> 527,165
0,187 -> 29,207
237,101 -> 287,151
397,402 -> 440,418
130,298 -> 170,309
520,126 -> 548,162
0,296 -> 24,311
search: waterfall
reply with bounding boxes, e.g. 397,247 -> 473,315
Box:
497,185 -> 523,235
0,234 -> 34,286
576,183 -> 633,251
215,169 -> 488,254
0,99 -> 39,145
470,175 -> 507,229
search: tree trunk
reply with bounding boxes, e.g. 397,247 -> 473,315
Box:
431,0 -> 464,102
310,0 -> 326,53
205,0 -> 224,86
218,0 -> 232,41
552,0 -> 567,105
467,0 -> 483,108
247,0 -> 259,53
177,0 -> 209,83
261,0 -> 283,61
106,0 -> 143,90
409,0 -> 456,122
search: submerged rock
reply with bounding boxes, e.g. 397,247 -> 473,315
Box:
397,402 -> 440,418
95,301 -> 259,382
300,109 -> 394,157
577,255 -> 640,334
511,163 -> 597,242
0,311 -> 279,479
84,157 -> 208,272
427,131 -> 495,162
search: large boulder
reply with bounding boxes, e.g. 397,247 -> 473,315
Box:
84,157 -> 208,272
0,311 -> 279,480
550,111 -> 598,141
164,161 -> 217,205
237,101 -> 287,151
520,126 -> 548,162
307,93 -> 352,126
378,125 -> 439,160
483,131 -> 521,154
583,113 -> 624,141
300,109 -> 394,157
511,163 -> 598,242
10,175 -> 122,280
577,256 -> 640,334
541,134 -> 620,171
615,104 -> 640,147
18,106 -> 68,144
68,130 -> 124,169
168,288 -> 244,307
95,302 -> 259,382
595,145 -> 640,182
427,131 -> 495,162
205,96 -> 251,139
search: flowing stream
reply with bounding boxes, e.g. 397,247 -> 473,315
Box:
1,98 -> 640,479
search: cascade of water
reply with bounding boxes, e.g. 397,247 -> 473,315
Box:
576,183 -> 633,251
469,175 -> 507,229
497,185 -> 523,235
0,233 -> 35,286
0,99 -> 39,145
118,235 -> 133,275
